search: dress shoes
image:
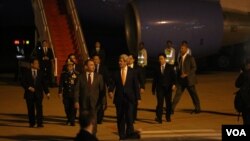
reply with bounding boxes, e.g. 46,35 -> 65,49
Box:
166,118 -> 171,122
191,109 -> 201,114
37,124 -> 44,128
171,109 -> 174,115
119,136 -> 127,140
154,117 -> 162,124
29,124 -> 35,128
127,132 -> 141,139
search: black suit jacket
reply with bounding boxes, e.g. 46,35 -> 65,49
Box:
152,63 -> 176,92
37,47 -> 54,71
21,68 -> 49,99
109,67 -> 140,104
131,64 -> 146,89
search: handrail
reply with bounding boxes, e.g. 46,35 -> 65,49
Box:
31,0 -> 57,77
66,0 -> 89,62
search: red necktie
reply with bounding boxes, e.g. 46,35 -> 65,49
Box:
88,73 -> 92,87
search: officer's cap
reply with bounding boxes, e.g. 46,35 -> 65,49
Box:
66,59 -> 74,65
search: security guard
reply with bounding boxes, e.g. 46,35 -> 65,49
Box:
164,40 -> 176,65
58,60 -> 79,126
137,42 -> 148,67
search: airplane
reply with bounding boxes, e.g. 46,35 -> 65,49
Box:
1,0 -> 250,76
75,0 -> 250,69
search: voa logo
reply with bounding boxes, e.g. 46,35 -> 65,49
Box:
226,129 -> 246,136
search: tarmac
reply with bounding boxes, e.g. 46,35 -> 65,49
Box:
0,71 -> 242,141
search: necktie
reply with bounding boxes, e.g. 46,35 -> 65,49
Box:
161,65 -> 164,74
33,70 -> 37,79
121,68 -> 126,85
44,47 -> 47,54
88,73 -> 92,87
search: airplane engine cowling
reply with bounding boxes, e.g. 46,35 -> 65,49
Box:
125,0 -> 224,59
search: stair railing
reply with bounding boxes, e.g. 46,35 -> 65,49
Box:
31,0 -> 58,77
65,0 -> 89,62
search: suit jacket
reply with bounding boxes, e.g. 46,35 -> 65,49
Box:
178,54 -> 197,86
58,70 -> 79,98
74,72 -> 104,112
152,63 -> 176,92
108,67 -> 140,104
21,68 -> 49,99
131,64 -> 146,89
95,63 -> 111,105
37,47 -> 54,70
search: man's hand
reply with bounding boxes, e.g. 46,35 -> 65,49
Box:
138,100 -> 141,105
140,88 -> 145,94
46,93 -> 50,99
74,102 -> 79,109
181,73 -> 188,78
43,56 -> 49,60
28,87 -> 35,93
108,92 -> 113,99
58,93 -> 62,99
172,85 -> 176,91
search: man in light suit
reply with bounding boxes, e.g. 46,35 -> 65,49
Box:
74,59 -> 104,136
172,44 -> 201,114
108,54 -> 141,140
21,58 -> 50,128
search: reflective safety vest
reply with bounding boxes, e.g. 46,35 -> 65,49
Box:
138,49 -> 147,67
165,47 -> 175,65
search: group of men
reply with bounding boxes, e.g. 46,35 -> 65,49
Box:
20,40 -> 54,128
152,40 -> 201,124
20,40 -> 201,140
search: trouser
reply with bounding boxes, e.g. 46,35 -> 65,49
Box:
242,109 -> 250,125
63,97 -> 76,124
115,99 -> 135,138
172,83 -> 201,111
133,101 -> 138,122
26,96 -> 43,126
156,86 -> 172,120
97,105 -> 105,123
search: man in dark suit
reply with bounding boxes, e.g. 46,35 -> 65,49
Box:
172,44 -> 201,114
36,40 -> 54,86
108,54 -> 141,140
128,54 -> 146,122
21,58 -> 50,128
74,59 -> 104,136
75,112 -> 99,141
90,41 -> 106,64
93,54 -> 110,124
152,53 -> 176,123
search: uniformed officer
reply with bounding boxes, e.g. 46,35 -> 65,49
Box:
58,60 -> 79,126
164,40 -> 176,65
